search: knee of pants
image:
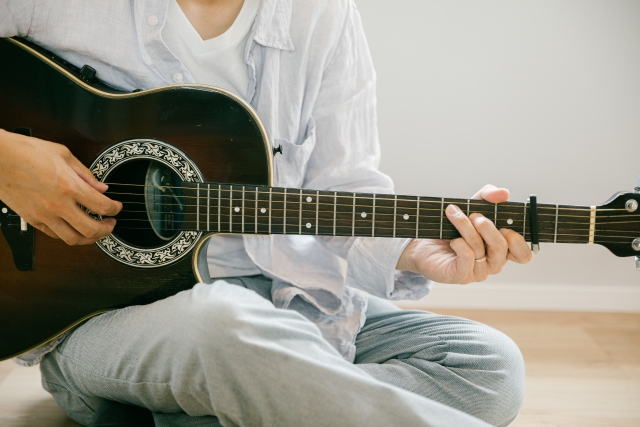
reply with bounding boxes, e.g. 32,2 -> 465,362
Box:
40,354 -> 101,426
456,321 -> 526,427
398,314 -> 525,426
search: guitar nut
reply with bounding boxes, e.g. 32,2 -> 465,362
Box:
626,199 -> 638,212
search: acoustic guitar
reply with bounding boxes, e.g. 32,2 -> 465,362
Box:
0,37 -> 638,361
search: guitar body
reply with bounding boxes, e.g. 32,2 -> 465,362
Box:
2,37 -> 639,361
0,38 -> 272,360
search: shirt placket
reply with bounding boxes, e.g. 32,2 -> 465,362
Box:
135,0 -> 195,86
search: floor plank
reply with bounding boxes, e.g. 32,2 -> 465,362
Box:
434,310 -> 640,427
1,310 -> 638,426
0,363 -> 80,427
0,359 -> 16,386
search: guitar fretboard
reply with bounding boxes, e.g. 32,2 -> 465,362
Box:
175,183 -> 617,246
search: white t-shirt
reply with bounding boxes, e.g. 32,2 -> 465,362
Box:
162,0 -> 261,278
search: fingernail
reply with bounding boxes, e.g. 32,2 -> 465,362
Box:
446,204 -> 460,215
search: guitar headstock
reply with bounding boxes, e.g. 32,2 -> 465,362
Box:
597,190 -> 640,258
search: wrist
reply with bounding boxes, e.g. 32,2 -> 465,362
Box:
396,238 -> 419,273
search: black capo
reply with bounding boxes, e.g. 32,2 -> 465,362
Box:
529,194 -> 539,254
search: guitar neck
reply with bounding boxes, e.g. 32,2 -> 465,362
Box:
178,183 -> 599,245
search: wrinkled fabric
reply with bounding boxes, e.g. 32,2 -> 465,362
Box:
39,279 -> 524,427
1,0 -> 430,362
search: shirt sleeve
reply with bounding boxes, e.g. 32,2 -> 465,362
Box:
0,0 -> 36,38
304,1 -> 430,300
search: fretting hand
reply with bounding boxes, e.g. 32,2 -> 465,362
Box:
0,129 -> 122,245
396,184 -> 532,284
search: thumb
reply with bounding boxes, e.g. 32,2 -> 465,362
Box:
471,184 -> 510,203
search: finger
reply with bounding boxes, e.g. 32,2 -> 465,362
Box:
60,203 -> 117,240
471,213 -> 509,273
472,184 -> 510,203
449,238 -> 476,284
73,175 -> 122,217
446,204 -> 485,260
46,217 -> 103,246
500,229 -> 533,264
68,155 -> 109,193
35,223 -> 60,240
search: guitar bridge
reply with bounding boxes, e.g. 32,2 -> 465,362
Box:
0,201 -> 35,271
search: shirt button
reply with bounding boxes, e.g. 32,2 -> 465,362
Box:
173,73 -> 183,83
148,16 -> 159,26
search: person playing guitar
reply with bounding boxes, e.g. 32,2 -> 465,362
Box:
0,1 -> 534,426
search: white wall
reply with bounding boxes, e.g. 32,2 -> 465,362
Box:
355,0 -> 640,310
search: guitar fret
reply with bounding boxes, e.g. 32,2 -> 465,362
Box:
523,201 -> 527,238
333,192 -> 337,236
316,190 -> 319,236
393,196 -> 397,238
466,199 -> 470,217
283,188 -> 287,235
439,198 -> 444,239
196,183 -> 200,231
299,189 -> 303,235
217,184 -> 221,232
255,187 -> 258,233
241,186 -> 245,234
372,194 -> 376,237
352,193 -> 356,237
206,184 -> 210,231
229,184 -> 233,233
416,197 -> 420,238
269,188 -> 272,234
589,205 -> 596,244
494,203 -> 497,226
554,204 -> 558,243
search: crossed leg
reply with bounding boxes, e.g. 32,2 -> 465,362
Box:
40,279 -> 522,427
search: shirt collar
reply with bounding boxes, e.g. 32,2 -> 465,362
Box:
252,0 -> 294,51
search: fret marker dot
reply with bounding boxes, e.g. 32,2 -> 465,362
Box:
361,212 -> 367,218
507,218 -> 513,225
234,207 -> 240,213
306,223 -> 312,229
260,208 -> 266,214
306,197 -> 312,202
403,214 -> 409,220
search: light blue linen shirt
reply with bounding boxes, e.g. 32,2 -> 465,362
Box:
1,0 -> 430,363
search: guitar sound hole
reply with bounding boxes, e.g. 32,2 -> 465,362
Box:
105,159 -> 185,249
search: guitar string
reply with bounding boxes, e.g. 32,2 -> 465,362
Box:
106,193 -> 635,213
103,224 -> 634,243
106,218 -> 630,238
108,217 -> 637,239
103,194 -> 638,220
109,208 -> 639,229
102,185 -> 637,213
108,206 -> 638,229
105,194 -> 637,223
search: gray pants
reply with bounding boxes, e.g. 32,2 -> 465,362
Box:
40,276 -> 525,427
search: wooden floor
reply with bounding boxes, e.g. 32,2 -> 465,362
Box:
1,310 -> 639,427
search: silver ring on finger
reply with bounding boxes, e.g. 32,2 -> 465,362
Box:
475,257 -> 487,263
